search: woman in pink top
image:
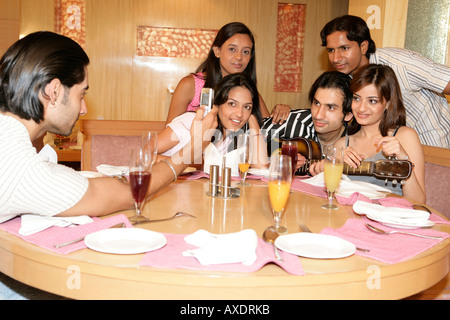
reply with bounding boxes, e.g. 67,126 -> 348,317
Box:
165,22 -> 290,125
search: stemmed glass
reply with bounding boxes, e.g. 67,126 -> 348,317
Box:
321,146 -> 344,210
267,154 -> 292,234
129,147 -> 153,224
236,133 -> 251,186
142,131 -> 158,166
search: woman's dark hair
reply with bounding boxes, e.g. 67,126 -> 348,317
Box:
196,22 -> 257,89
349,64 -> 407,136
0,31 -> 90,123
212,73 -> 262,141
320,15 -> 376,59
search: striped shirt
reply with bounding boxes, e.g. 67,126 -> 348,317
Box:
370,48 -> 450,148
261,109 -> 316,155
0,114 -> 88,223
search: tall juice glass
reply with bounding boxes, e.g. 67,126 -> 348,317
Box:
142,131 -> 158,166
281,140 -> 298,178
268,155 -> 292,233
321,146 -> 344,210
236,133 -> 250,186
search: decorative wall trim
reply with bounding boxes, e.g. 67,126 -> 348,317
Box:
137,26 -> 217,59
274,3 -> 306,93
55,0 -> 86,49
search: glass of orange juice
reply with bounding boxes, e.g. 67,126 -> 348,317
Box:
268,155 -> 292,233
236,133 -> 251,186
321,146 -> 344,210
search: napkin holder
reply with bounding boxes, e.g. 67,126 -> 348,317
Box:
207,165 -> 240,199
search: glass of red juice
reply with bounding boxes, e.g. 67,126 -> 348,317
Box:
129,147 -> 152,224
281,140 -> 298,177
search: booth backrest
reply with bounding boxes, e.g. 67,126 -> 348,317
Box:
79,120 -> 166,171
422,145 -> 450,218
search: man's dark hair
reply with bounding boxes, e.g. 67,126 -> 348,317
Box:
308,71 -> 353,116
0,31 -> 90,123
320,15 -> 376,59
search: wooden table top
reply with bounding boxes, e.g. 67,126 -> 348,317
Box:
0,177 -> 448,300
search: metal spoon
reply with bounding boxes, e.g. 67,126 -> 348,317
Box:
132,211 -> 196,225
365,223 -> 442,240
263,227 -> 283,261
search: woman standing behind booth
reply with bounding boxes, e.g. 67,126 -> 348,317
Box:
165,22 -> 290,125
334,64 -> 425,202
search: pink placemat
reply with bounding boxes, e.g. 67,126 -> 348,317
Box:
139,233 -> 304,275
0,214 -> 132,255
290,179 -> 450,225
320,218 -> 450,264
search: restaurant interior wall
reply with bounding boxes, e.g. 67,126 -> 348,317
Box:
0,0 -> 20,56
17,0 -> 348,122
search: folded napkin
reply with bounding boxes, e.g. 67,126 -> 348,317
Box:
96,164 -> 129,177
203,142 -> 243,177
301,172 -> 390,199
38,144 -> 58,163
290,179 -> 450,225
248,168 -> 269,178
0,214 -> 132,255
183,229 -> 258,265
353,200 -> 430,225
19,214 -> 94,236
139,232 -> 304,275
321,219 -> 449,264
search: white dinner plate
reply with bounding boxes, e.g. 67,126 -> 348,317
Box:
366,214 -> 435,230
275,233 -> 356,259
85,228 -> 167,254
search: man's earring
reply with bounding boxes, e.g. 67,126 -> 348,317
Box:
49,91 -> 58,108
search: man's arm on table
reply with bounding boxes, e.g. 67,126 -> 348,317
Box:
56,106 -> 218,218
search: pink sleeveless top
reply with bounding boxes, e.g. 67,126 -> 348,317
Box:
186,73 -> 206,112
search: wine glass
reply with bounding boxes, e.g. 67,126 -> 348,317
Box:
236,133 -> 251,186
267,154 -> 292,234
142,131 -> 158,166
321,146 -> 344,210
129,147 -> 153,224
281,140 -> 298,178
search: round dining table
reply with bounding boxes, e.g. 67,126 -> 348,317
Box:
0,176 -> 448,300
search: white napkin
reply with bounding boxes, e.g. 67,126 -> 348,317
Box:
302,172 -> 390,199
96,164 -> 129,177
182,229 -> 258,265
19,214 -> 94,236
38,144 -> 58,163
353,200 -> 430,225
203,142 -> 243,177
248,168 -> 269,177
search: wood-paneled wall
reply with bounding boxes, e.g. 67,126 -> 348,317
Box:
0,0 -> 20,56
18,0 -> 348,121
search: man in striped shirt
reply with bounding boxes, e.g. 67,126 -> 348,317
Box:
0,31 -> 218,223
262,71 -> 354,175
321,15 -> 450,148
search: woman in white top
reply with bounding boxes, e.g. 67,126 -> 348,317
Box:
158,73 -> 268,176
335,64 -> 425,202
